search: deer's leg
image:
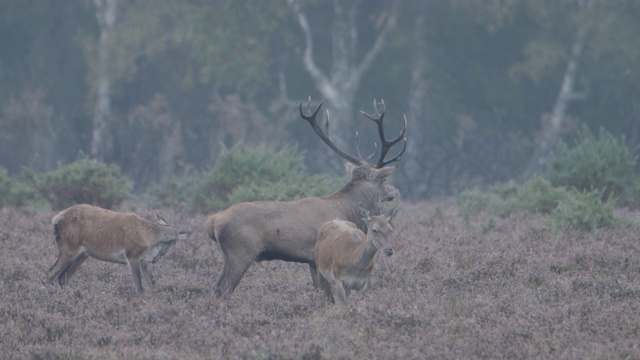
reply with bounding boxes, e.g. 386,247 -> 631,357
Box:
309,262 -> 319,289
140,260 -> 155,288
353,280 -> 369,300
215,251 -> 255,298
317,272 -> 334,303
47,250 -> 80,287
127,257 -> 145,293
58,252 -> 89,286
336,280 -> 348,304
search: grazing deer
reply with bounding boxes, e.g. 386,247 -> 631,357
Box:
205,98 -> 407,298
47,204 -> 193,293
314,203 -> 398,304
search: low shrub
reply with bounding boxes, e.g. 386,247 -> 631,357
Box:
32,154 -> 131,210
0,168 -> 40,208
548,188 -> 620,233
545,126 -> 639,207
493,176 -> 571,217
0,168 -> 11,208
456,188 -> 495,225
159,143 -> 343,213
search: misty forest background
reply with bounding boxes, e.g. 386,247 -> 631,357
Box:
1,0 -> 640,202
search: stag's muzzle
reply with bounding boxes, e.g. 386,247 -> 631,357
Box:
384,248 -> 393,257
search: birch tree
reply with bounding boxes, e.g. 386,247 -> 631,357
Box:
287,0 -> 399,167
522,0 -> 595,178
90,0 -> 118,161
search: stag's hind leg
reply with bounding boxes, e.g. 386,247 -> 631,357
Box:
214,251 -> 255,298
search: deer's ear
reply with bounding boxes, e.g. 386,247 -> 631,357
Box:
370,165 -> 396,180
358,205 -> 371,223
155,212 -> 169,226
345,162 -> 357,177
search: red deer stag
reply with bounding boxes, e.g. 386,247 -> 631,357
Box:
47,204 -> 193,293
314,202 -> 399,304
205,98 -> 406,298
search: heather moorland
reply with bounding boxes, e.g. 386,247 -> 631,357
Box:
1,200 -> 639,359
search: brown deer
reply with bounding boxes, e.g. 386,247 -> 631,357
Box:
47,204 -> 193,292
314,203 -> 398,304
205,98 -> 406,298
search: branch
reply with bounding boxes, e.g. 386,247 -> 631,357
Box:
348,0 -> 399,88
287,0 -> 338,102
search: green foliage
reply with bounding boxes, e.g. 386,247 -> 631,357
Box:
465,175 -> 623,233
545,126 -> 639,207
493,176 -> 571,217
33,154 -> 131,210
456,188 -> 495,226
0,168 -> 40,208
175,143 -> 343,213
549,189 -> 620,233
0,168 -> 11,208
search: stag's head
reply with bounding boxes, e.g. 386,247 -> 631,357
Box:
299,98 -> 406,203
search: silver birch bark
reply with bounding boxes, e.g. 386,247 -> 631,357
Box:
90,0 -> 118,160
523,0 -> 594,178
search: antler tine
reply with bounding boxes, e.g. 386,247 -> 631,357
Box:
299,99 -> 364,165
377,114 -> 407,167
355,131 -> 377,162
359,101 -> 408,168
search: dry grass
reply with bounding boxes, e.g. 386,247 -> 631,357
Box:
1,200 -> 639,359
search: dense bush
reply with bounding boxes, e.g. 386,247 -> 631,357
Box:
545,126 -> 639,207
549,188 -> 620,233
32,154 -> 131,210
458,176 -> 622,233
152,143 -> 343,213
493,176 -> 571,217
0,168 -> 11,208
0,168 -> 40,208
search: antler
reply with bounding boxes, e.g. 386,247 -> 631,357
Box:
360,99 -> 407,168
299,98 -> 364,165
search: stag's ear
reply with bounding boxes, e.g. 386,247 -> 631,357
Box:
344,162 -> 357,177
370,165 -> 396,180
155,212 -> 169,226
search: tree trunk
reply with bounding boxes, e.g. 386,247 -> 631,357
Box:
522,0 -> 594,179
401,13 -> 428,198
91,0 -> 118,161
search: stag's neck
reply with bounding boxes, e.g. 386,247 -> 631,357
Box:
325,183 -> 380,226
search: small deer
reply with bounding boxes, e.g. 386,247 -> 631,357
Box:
314,202 -> 399,304
46,204 -> 193,292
